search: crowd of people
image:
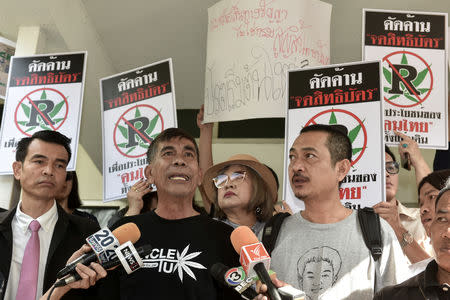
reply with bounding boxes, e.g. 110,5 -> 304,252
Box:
0,102 -> 449,300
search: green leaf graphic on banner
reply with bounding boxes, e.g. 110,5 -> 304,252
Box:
145,114 -> 159,136
17,121 -> 28,126
352,147 -> 363,155
151,133 -> 159,139
126,146 -> 136,155
118,125 -> 128,139
418,88 -> 429,94
404,91 -> 419,103
412,68 -> 429,87
401,53 -> 408,65
49,101 -> 65,118
388,94 -> 401,100
384,87 -> 390,93
40,124 -> 52,130
25,126 -> 36,133
40,90 -> 47,100
139,143 -> 149,149
348,123 -> 362,144
21,104 -> 30,118
117,143 -> 127,148
329,111 -> 337,124
135,107 -> 141,118
53,118 -> 64,124
383,67 -> 392,85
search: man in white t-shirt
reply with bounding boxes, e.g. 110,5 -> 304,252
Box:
256,124 -> 409,300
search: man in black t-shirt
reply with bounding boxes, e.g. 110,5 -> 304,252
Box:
103,128 -> 240,300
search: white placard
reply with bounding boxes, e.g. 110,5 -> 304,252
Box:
100,59 -> 177,202
363,9 -> 448,149
284,61 -> 385,213
0,52 -> 87,174
204,0 -> 332,122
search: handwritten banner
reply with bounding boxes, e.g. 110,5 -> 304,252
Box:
363,9 -> 448,149
204,0 -> 332,122
0,37 -> 15,99
0,52 -> 87,174
283,61 -> 385,213
100,59 -> 177,202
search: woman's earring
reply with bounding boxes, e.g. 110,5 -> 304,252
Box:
255,206 -> 262,215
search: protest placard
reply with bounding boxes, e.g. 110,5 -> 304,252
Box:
0,52 -> 87,174
101,59 -> 177,202
363,9 -> 448,149
204,0 -> 331,122
284,61 -> 385,212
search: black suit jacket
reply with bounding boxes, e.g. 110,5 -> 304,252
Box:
373,260 -> 446,300
0,204 -> 100,299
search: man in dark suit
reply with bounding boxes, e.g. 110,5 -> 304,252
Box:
0,130 -> 102,299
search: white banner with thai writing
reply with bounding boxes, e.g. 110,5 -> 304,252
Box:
0,37 -> 15,99
204,0 -> 332,122
0,52 -> 87,174
363,9 -> 448,149
101,59 -> 177,202
283,61 -> 385,213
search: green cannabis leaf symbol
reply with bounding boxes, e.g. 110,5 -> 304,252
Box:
117,107 -> 161,153
328,112 -> 365,159
382,53 -> 430,104
18,90 -> 66,130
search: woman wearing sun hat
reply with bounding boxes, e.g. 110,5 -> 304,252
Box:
202,154 -> 277,236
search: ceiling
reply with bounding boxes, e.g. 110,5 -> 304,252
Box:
0,0 -> 448,171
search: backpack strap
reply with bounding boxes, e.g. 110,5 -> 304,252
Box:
261,212 -> 290,256
357,207 -> 383,261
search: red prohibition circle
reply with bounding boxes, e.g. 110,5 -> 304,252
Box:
113,104 -> 164,158
14,87 -> 69,137
382,50 -> 433,108
304,108 -> 368,166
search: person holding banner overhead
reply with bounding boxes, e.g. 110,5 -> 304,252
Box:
0,130 -> 102,299
103,128 -> 241,300
373,143 -> 431,264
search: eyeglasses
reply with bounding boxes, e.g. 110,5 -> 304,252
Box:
213,172 -> 246,189
386,161 -> 399,175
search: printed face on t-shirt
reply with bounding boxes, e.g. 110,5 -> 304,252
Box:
302,261 -> 334,296
297,246 -> 342,300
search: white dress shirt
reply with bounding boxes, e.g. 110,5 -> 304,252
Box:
4,200 -> 58,300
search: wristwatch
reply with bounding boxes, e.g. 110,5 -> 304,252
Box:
400,231 -> 414,248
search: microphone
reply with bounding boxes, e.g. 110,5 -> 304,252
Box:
230,226 -> 282,300
56,223 -> 141,279
210,263 -> 258,300
55,244 -> 152,287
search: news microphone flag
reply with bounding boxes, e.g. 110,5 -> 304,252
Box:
239,242 -> 271,279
